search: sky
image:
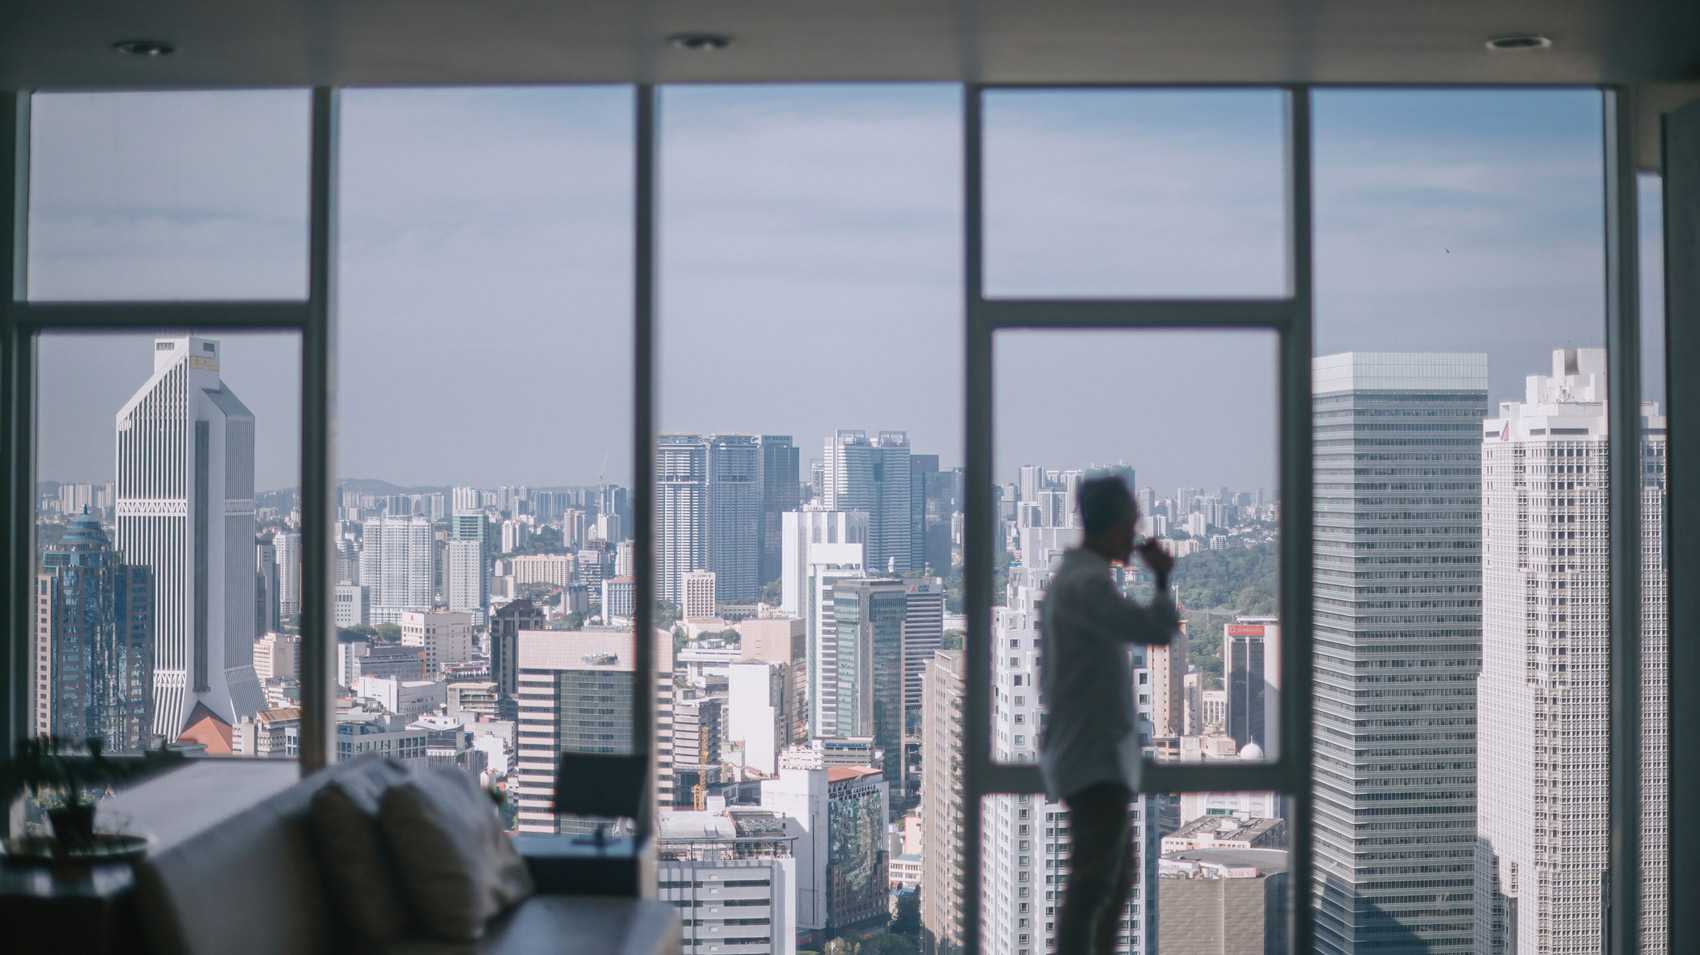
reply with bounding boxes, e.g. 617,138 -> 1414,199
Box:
28,86 -> 1664,495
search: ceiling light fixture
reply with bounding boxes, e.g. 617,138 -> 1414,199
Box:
668,33 -> 732,53
112,39 -> 176,57
1485,33 -> 1552,52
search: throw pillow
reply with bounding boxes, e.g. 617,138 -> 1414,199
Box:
309,756 -> 416,943
380,766 -> 535,941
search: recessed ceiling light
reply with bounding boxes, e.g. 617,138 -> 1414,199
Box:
668,33 -> 732,53
1485,34 -> 1552,52
112,39 -> 176,57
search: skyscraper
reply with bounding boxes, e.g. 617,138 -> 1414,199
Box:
1224,616 -> 1279,754
909,453 -> 939,574
1474,348 -> 1668,954
1311,352 -> 1488,954
34,512 -> 154,750
1147,619 -> 1189,741
822,429 -> 912,574
116,336 -> 265,736
359,515 -> 434,623
758,435 -> 801,590
902,576 -> 945,722
830,577 -> 908,789
657,434 -> 708,606
274,529 -> 302,624
254,536 -> 279,634
707,434 -> 761,603
447,511 -> 487,619
513,627 -> 675,833
780,508 -> 869,618
920,648 -> 967,954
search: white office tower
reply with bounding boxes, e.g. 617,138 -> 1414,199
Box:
809,564 -> 867,738
902,577 -> 945,719
920,649 -> 967,953
727,661 -> 792,778
780,508 -> 869,617
447,512 -> 488,620
657,805 -> 801,955
274,530 -> 302,622
707,434 -> 762,603
681,569 -> 717,621
359,515 -> 433,624
513,627 -> 675,833
451,485 -> 481,514
1475,349 -> 1667,955
116,336 -> 265,736
657,434 -> 708,606
822,430 -> 912,574
1312,352 -> 1488,954
983,567 -> 1157,955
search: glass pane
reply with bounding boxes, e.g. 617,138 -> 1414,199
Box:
33,331 -> 300,773
1313,88 -> 1616,954
1638,172 -> 1669,952
656,85 -> 965,839
983,89 -> 1288,298
335,87 -> 634,832
991,329 -> 1281,768
27,91 -> 310,301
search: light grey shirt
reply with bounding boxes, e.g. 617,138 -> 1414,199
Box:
1038,547 -> 1181,802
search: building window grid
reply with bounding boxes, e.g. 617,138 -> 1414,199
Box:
0,83 -> 1663,953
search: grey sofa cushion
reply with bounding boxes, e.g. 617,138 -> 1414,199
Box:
379,896 -> 682,955
309,756 -> 415,943
380,767 -> 535,940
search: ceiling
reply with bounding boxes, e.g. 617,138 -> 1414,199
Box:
1,0 -> 1697,163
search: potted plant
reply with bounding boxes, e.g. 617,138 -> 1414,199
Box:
1,736 -> 181,849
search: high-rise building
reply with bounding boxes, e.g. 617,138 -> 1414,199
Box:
909,453 -> 939,574
758,435 -> 801,590
1311,352 -> 1488,954
359,515 -> 434,624
447,511 -> 488,619
830,577 -> 908,790
116,336 -> 265,736
920,649 -> 967,954
657,805 -> 801,955
780,508 -> 869,618
681,568 -> 718,621
1147,620 -> 1189,742
274,530 -> 302,623
1224,616 -> 1279,755
728,661 -> 793,779
252,632 -> 299,683
255,537 -> 279,634
810,564 -> 867,738
1474,348 -> 1668,954
708,434 -> 761,603
488,597 -> 546,710
822,429 -> 912,574
763,766 -> 890,938
736,617 -> 809,747
34,512 -> 154,750
902,577 -> 945,721
657,434 -> 709,607
400,609 -> 476,678
333,583 -> 368,628
514,627 -> 675,833
671,693 -> 725,806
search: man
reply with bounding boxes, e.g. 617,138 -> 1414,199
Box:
1039,475 -> 1179,955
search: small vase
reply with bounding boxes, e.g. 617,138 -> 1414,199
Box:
48,803 -> 98,849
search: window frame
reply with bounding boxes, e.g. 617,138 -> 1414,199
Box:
0,82 -> 1668,953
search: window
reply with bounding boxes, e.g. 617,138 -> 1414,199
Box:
33,330 -> 301,761
336,87 -> 634,830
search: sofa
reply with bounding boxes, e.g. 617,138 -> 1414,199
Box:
129,756 -> 680,955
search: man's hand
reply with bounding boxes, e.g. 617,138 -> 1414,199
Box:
1135,538 -> 1174,590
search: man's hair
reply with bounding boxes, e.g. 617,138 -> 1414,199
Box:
1076,475 -> 1136,537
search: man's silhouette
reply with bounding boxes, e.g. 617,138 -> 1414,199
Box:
1039,475 -> 1179,955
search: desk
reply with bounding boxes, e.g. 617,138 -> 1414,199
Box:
515,833 -> 657,898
